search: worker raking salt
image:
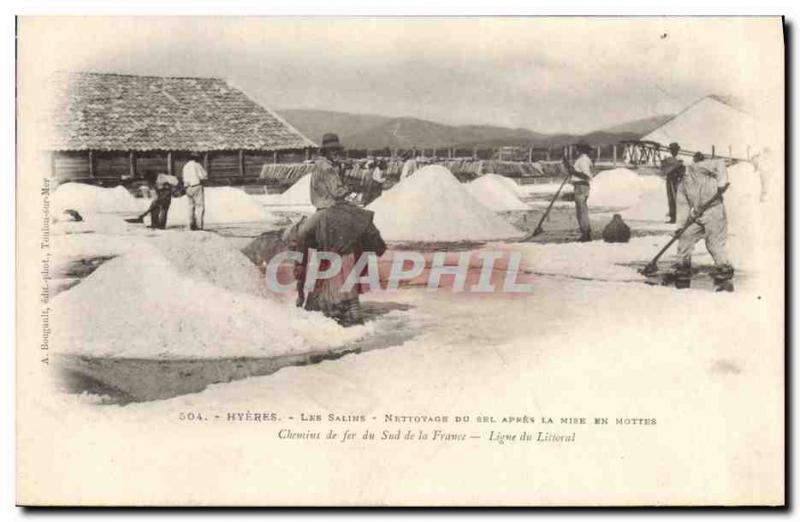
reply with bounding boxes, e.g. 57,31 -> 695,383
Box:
126,171 -> 180,229
563,143 -> 594,242
671,152 -> 734,292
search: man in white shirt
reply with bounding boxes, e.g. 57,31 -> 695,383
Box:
564,143 -> 594,242
181,153 -> 208,230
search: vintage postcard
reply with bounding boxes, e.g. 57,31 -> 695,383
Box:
15,16 -> 785,506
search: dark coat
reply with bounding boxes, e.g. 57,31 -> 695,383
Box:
297,202 -> 386,256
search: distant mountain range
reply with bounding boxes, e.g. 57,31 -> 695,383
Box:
277,109 -> 673,150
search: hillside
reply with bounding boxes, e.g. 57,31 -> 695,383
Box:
277,109 -> 672,150
277,109 -> 393,146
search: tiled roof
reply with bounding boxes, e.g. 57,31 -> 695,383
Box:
48,71 -> 316,151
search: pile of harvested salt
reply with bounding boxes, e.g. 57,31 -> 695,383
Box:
465,174 -> 529,212
150,231 -> 267,296
367,165 -> 524,242
589,168 -> 647,208
483,173 -> 527,198
51,231 -> 371,359
52,183 -> 143,214
614,176 -> 666,221
276,174 -> 313,206
167,187 -> 276,226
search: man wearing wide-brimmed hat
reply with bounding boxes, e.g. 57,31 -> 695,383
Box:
310,133 -> 349,210
286,132 -> 387,326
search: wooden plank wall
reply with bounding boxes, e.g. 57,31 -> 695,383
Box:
135,152 -> 168,178
244,152 -> 272,177
52,152 -> 90,181
51,148 -> 314,183
94,152 -> 131,180
207,152 -> 241,179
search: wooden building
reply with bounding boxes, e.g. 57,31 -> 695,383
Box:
47,71 -> 316,185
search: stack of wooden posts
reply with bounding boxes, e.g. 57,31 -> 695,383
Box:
259,162 -> 317,184
259,158 -> 552,187
437,159 -> 546,178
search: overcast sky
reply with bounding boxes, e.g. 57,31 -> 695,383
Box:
20,17 -> 783,134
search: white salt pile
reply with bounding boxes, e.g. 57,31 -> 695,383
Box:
614,176 -> 666,221
589,168 -> 648,208
276,174 -> 313,206
483,173 -> 527,198
167,187 -> 276,226
466,174 -> 529,212
367,165 -> 524,242
52,183 -> 143,214
51,231 -> 371,359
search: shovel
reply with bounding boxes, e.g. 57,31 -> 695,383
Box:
639,183 -> 730,276
523,171 -> 571,240
125,216 -> 145,224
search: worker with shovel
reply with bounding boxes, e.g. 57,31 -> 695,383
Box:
127,171 -> 180,229
672,152 -> 734,292
523,143 -> 593,241
568,143 -> 594,242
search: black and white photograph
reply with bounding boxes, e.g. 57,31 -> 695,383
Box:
14,15 -> 785,507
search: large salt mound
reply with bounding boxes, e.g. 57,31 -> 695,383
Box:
167,187 -> 276,226
589,168 -> 646,208
52,183 -> 143,214
616,176 -> 667,221
51,231 -> 370,359
466,174 -> 529,211
483,173 -> 527,198
277,174 -> 312,206
367,165 -> 524,242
